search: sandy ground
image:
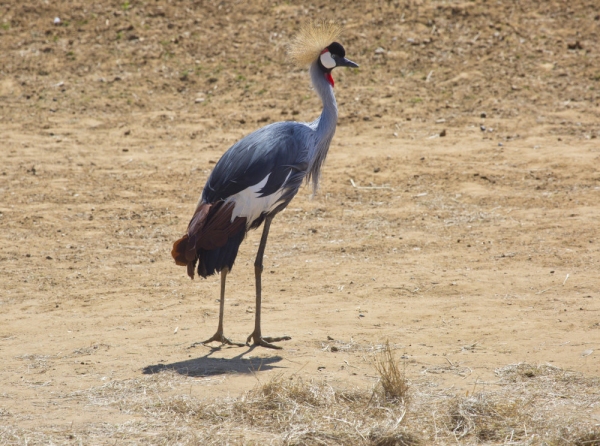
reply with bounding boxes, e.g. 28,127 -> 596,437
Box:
1,0 -> 599,442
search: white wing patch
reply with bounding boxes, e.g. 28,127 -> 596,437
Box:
227,172 -> 291,227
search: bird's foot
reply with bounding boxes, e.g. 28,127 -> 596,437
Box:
190,332 -> 245,348
246,331 -> 291,349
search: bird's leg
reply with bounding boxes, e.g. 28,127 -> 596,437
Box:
246,216 -> 291,349
191,267 -> 245,348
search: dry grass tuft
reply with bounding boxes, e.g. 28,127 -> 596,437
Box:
572,430 -> 600,446
368,429 -> 420,446
249,374 -> 333,410
551,427 -> 600,446
373,341 -> 409,403
495,362 -> 566,382
226,372 -> 414,444
447,393 -> 528,442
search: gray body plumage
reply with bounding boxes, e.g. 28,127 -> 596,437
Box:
204,61 -> 338,207
192,62 -> 338,277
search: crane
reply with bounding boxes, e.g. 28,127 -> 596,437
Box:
172,22 -> 358,349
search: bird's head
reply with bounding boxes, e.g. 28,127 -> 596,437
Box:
289,21 -> 359,87
317,42 -> 358,87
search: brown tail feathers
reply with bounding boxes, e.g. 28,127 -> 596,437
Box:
172,201 -> 246,279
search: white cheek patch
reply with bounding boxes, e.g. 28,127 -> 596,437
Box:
320,51 -> 336,69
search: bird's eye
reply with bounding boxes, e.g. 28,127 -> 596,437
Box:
320,51 -> 336,69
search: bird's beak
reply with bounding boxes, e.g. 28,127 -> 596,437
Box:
336,57 -> 359,68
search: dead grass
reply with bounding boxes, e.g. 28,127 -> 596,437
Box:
570,431 -> 600,446
446,393 -> 529,442
3,362 -> 600,444
373,341 -> 409,404
428,362 -> 600,445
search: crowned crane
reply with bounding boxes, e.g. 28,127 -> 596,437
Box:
172,22 -> 358,349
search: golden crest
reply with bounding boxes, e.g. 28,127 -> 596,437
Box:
288,21 -> 343,66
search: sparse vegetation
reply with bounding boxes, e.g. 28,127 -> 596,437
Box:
1,362 -> 598,444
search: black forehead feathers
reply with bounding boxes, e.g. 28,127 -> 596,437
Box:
326,42 -> 345,58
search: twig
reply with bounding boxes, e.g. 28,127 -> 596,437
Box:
392,409 -> 407,429
343,360 -> 359,370
349,178 -> 393,190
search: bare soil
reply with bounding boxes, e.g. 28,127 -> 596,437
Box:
1,0 -> 599,443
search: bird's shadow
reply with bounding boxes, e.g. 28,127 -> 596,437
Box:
142,346 -> 284,377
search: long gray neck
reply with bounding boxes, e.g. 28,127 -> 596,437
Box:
306,61 -> 338,192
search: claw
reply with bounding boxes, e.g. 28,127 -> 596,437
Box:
191,332 -> 245,348
246,332 -> 291,349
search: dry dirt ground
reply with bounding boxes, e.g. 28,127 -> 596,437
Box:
1,0 -> 600,444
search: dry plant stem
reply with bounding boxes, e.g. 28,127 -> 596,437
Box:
374,341 -> 409,402
246,216 -> 291,349
192,267 -> 245,348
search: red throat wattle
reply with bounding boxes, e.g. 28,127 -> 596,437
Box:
325,72 -> 334,87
